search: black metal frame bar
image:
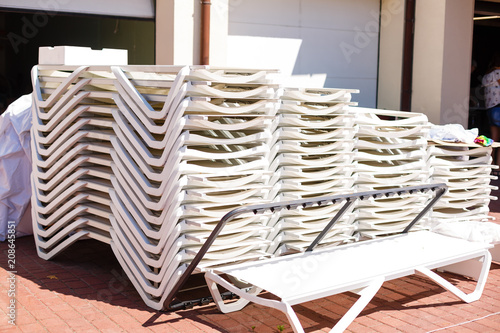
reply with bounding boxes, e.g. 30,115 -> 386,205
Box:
163,183 -> 448,310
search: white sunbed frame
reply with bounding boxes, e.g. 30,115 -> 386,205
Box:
162,184 -> 492,333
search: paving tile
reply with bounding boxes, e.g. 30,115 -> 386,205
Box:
477,315 -> 500,330
63,279 -> 89,289
163,319 -> 205,332
28,306 -> 59,322
39,280 -> 67,291
345,321 -> 371,332
18,322 -> 48,333
64,317 -> 100,332
355,315 -> 384,328
375,313 -> 407,327
445,326 -> 479,333
370,325 -> 401,333
461,320 -> 498,332
80,275 -> 107,287
122,326 -> 154,333
224,309 -> 263,326
415,313 -> 455,329
38,295 -> 64,308
12,308 -> 36,326
296,306 -> 334,328
115,317 -> 150,332
317,300 -> 349,316
121,307 -> 158,323
251,323 -> 281,333
38,316 -> 70,328
87,319 -> 125,332
0,326 -> 19,333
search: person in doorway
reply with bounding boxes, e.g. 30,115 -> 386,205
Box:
482,52 -> 500,167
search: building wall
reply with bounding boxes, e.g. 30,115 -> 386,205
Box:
412,0 -> 474,126
377,0 -> 406,111
226,0 -> 381,107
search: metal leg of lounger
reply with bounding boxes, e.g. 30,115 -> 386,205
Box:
416,250 -> 492,303
205,271 -> 262,313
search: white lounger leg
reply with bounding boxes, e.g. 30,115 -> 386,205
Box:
206,270 -> 306,332
416,250 -> 492,303
205,271 -> 384,333
330,277 -> 384,333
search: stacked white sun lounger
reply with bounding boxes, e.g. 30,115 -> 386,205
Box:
108,66 -> 285,309
351,108 -> 432,239
427,140 -> 497,224
31,64 -> 286,309
31,65 -> 116,260
264,87 -> 360,255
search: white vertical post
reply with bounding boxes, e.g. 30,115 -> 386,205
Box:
411,0 -> 474,126
155,0 -> 196,65
377,0 -> 406,111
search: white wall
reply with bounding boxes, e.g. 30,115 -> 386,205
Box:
226,0 -> 381,107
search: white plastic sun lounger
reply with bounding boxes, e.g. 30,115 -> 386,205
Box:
162,184 -> 492,333
352,107 -> 429,126
206,227 -> 491,333
279,100 -> 354,116
281,87 -> 358,103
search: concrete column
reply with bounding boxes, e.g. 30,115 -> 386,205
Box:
209,0 -> 228,66
155,0 -> 228,65
411,0 -> 474,126
377,0 -> 406,110
155,0 -> 195,65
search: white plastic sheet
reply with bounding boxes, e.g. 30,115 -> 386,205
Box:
432,221 -> 500,244
0,94 -> 32,241
428,124 -> 478,144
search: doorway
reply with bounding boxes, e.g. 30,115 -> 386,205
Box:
0,11 -> 154,114
469,0 -> 500,135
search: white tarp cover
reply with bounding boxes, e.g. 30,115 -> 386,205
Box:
428,124 -> 479,144
433,221 -> 500,244
0,94 -> 32,241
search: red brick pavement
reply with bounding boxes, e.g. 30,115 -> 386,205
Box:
1,214 -> 500,332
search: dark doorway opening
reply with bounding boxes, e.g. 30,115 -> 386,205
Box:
0,11 -> 154,114
469,1 -> 500,136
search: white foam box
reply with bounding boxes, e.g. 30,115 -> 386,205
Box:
39,46 -> 128,65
